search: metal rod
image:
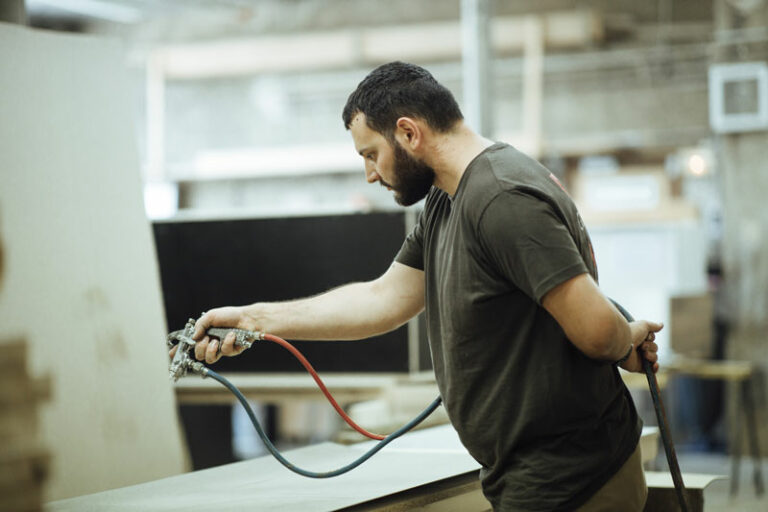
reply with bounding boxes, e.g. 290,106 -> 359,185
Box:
611,299 -> 689,511
644,358 -> 689,511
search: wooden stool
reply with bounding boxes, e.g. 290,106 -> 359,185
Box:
664,358 -> 764,497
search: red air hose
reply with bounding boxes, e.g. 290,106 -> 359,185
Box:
263,334 -> 386,441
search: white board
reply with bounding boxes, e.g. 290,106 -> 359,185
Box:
0,22 -> 187,500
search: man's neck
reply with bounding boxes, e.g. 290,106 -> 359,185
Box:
425,123 -> 495,196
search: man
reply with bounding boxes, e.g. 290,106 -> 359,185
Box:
188,62 -> 661,511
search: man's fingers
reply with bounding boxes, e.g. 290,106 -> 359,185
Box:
647,320 -> 664,332
640,341 -> 659,364
220,332 -> 237,356
194,336 -> 210,361
220,332 -> 248,357
205,339 -> 220,364
169,345 -> 177,358
643,350 -> 658,364
193,313 -> 211,340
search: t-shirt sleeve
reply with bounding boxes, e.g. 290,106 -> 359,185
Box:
478,190 -> 588,303
395,209 -> 425,270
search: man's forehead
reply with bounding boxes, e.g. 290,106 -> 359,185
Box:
350,113 -> 380,151
349,112 -> 369,132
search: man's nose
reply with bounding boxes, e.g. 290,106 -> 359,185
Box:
366,168 -> 380,184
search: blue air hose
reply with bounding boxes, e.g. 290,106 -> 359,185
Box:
206,368 -> 442,478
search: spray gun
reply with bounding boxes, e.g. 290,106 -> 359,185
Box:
166,318 -> 264,381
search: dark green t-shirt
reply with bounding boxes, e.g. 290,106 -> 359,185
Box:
396,143 -> 641,511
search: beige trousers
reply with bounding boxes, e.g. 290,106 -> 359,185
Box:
575,443 -> 647,512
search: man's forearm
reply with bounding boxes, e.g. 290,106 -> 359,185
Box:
244,279 -> 422,341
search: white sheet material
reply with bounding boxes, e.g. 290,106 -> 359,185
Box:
0,21 -> 187,500
47,441 -> 482,512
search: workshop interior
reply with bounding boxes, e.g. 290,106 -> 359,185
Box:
1,0 -> 768,511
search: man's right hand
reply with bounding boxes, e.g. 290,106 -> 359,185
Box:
168,306 -> 258,364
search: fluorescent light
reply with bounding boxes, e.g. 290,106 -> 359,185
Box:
687,154 -> 707,177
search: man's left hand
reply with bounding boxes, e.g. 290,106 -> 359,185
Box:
619,320 -> 662,373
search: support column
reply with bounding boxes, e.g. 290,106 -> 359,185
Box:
713,0 -> 768,472
0,0 -> 26,25
522,15 -> 544,158
461,0 -> 493,137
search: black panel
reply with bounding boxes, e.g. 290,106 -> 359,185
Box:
178,405 -> 233,470
153,212 -> 411,373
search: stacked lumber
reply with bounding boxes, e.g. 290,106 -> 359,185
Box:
0,340 -> 50,512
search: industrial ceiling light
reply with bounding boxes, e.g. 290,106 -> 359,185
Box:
686,153 -> 707,177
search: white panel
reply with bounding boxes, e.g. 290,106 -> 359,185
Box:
0,22 -> 187,500
589,222 -> 708,361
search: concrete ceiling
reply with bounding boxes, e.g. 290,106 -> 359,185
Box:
25,0 -> 717,43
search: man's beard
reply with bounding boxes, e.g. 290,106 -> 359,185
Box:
388,140 -> 436,206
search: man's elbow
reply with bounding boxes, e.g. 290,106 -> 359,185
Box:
569,314 -> 625,361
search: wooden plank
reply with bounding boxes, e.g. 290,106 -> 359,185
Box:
0,487 -> 44,512
0,375 -> 52,405
663,358 -> 753,381
175,372 -> 397,405
0,438 -> 46,461
0,450 -> 49,488
0,340 -> 28,375
0,406 -> 39,442
0,23 -> 187,501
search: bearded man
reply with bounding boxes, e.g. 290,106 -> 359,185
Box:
187,62 -> 661,511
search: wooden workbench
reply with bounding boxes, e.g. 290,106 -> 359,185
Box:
174,372 -> 403,406
46,424 -> 666,512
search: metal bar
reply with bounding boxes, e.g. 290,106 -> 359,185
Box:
741,378 -> 765,496
644,359 -> 689,511
610,299 -> 689,511
461,0 -> 493,137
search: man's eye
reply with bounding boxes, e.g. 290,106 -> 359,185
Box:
366,154 -> 375,161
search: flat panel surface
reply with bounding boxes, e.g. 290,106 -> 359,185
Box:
0,23 -> 186,499
47,439 -> 481,512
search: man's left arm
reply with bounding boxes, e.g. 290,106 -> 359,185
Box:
541,273 -> 661,373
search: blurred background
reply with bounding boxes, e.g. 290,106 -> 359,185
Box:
3,1 -> 768,510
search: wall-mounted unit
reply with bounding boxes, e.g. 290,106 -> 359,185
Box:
708,61 -> 768,134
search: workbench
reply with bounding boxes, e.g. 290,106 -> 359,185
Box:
622,357 -> 764,497
174,372 -> 402,406
46,425 -> 669,511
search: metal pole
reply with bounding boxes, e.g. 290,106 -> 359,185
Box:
461,0 -> 493,137
522,16 -> 543,158
0,0 -> 26,25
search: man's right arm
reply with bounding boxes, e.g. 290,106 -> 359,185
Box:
189,262 -> 425,364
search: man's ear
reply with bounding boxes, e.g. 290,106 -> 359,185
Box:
394,117 -> 422,150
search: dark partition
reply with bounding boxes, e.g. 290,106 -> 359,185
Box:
154,211 -> 426,373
